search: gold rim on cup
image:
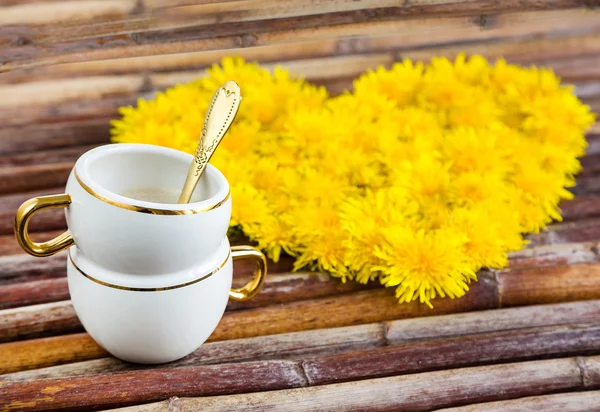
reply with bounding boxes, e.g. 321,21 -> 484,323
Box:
74,169 -> 231,216
68,245 -> 268,301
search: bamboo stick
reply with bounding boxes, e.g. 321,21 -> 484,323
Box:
436,391 -> 600,412
153,0 -> 586,36
2,322 -> 385,381
0,0 -> 76,6
0,145 -> 96,169
3,46 -> 600,111
385,299 -> 600,343
576,83 -> 600,102
3,8 -> 598,72
572,174 -> 600,196
227,271 -> 376,311
589,99 -> 600,116
549,54 -> 600,82
526,218 -> 600,246
0,277 -> 69,310
4,28 -> 596,87
303,323 -> 600,385
0,252 -> 67,285
582,356 -> 600,390
145,0 -> 254,8
0,75 -> 145,108
0,332 -> 107,375
400,30 -> 600,68
4,0 -> 588,44
499,263 -> 600,307
3,299 -> 599,381
0,118 -> 111,156
10,38 -> 342,79
506,241 -> 600,269
579,155 -> 600,176
0,1 -> 138,26
0,360 -> 308,411
98,357 -> 600,412
3,327 -> 600,410
561,195 -> 600,221
145,0 -> 406,33
0,94 -> 139,128
0,162 -> 73,195
0,300 -> 81,343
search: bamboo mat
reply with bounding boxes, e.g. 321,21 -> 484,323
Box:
2,1 -> 600,410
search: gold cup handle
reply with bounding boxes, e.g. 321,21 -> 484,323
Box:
229,245 -> 267,301
14,194 -> 74,257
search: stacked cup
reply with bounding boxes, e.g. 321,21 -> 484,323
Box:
14,143 -> 267,364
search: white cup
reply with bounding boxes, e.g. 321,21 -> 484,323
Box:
15,143 -> 232,274
67,237 -> 267,363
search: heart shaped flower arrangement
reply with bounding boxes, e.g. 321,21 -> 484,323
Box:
111,55 -> 595,307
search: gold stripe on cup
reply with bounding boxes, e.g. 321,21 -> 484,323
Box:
74,169 -> 230,215
68,249 -> 231,292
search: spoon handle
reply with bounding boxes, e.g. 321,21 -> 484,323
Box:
177,81 -> 241,204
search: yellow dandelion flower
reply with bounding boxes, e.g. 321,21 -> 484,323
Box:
219,120 -> 261,154
450,206 -> 510,270
513,161 -> 574,232
380,107 -> 443,141
229,184 -> 272,228
374,227 -> 476,308
384,135 -> 440,171
451,172 -> 510,207
353,59 -> 423,106
291,200 -> 348,276
111,55 -> 594,307
451,53 -> 492,86
442,126 -> 512,176
282,166 -> 351,203
250,157 -> 286,192
281,108 -> 341,153
246,215 -> 296,263
400,154 -> 451,200
340,188 -> 419,283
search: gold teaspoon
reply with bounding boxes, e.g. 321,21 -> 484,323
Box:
177,80 -> 241,204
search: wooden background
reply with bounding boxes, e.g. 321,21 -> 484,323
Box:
2,0 -> 600,410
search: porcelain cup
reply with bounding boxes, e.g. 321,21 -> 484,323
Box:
14,143 -> 232,274
67,236 -> 266,363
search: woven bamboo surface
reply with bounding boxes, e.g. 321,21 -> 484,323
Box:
2,0 -> 600,410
